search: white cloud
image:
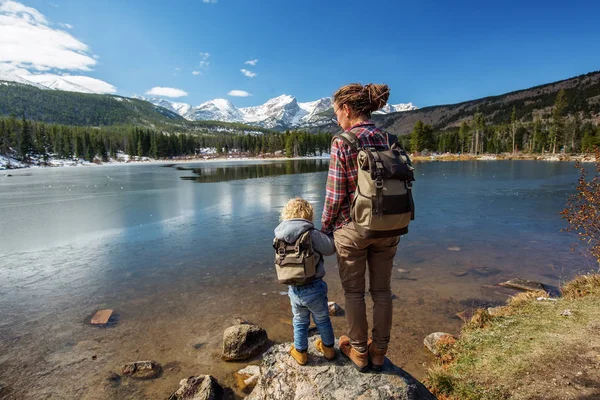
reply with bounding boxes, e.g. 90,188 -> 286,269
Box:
145,87 -> 188,98
240,68 -> 256,78
228,90 -> 251,97
59,22 -> 72,29
0,1 -> 47,24
244,59 -> 258,66
202,0 -> 217,3
194,52 -> 210,72
0,1 -> 96,71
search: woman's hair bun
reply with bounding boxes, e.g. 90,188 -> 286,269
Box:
365,83 -> 390,112
333,82 -> 391,117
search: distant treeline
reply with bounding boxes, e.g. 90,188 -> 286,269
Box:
0,116 -> 333,163
403,89 -> 600,154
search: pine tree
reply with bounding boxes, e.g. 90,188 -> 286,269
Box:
1,120 -> 9,153
410,121 -> 424,153
532,118 -> 544,153
421,124 -> 434,152
19,116 -> 34,162
459,121 -> 470,154
511,106 -> 517,154
472,113 -> 485,155
551,89 -> 568,154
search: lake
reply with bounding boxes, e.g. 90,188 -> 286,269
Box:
0,159 -> 588,399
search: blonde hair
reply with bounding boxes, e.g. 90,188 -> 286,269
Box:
280,197 -> 314,221
333,83 -> 390,118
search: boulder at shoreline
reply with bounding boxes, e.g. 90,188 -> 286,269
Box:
247,336 -> 435,400
168,375 -> 227,400
222,324 -> 268,361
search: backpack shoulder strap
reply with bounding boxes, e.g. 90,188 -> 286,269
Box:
331,130 -> 362,152
386,132 -> 398,147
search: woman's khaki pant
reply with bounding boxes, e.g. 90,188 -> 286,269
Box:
334,223 -> 399,353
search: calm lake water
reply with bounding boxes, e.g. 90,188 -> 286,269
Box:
0,159 -> 589,399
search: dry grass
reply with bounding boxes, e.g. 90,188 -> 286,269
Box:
426,275 -> 600,399
561,273 -> 600,298
506,290 -> 548,308
465,308 -> 492,330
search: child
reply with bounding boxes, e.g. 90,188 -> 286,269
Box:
274,197 -> 336,365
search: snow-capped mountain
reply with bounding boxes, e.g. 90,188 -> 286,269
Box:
187,98 -> 243,122
26,75 -> 94,94
0,68 -> 104,94
0,68 -> 49,90
374,102 -> 418,114
132,95 -> 192,117
137,95 -> 416,129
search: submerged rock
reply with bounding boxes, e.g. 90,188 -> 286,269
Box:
121,360 -> 162,379
168,375 -> 225,400
248,336 -> 435,399
424,332 -> 456,356
499,278 -> 546,292
222,324 -> 268,361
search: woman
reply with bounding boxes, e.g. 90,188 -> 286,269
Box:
321,83 -> 400,372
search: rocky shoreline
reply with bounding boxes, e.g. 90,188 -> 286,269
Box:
2,151 -> 597,171
411,152 -> 597,163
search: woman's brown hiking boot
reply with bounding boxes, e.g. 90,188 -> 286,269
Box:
315,338 -> 336,360
368,338 -> 387,372
290,345 -> 308,365
339,335 -> 368,372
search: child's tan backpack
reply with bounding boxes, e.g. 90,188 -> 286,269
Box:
333,129 -> 415,238
273,229 -> 318,285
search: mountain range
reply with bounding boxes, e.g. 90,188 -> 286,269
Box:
1,66 -> 599,135
0,66 -> 417,129
133,95 -> 417,129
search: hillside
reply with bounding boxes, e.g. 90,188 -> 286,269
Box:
0,81 -> 184,127
309,71 -> 600,136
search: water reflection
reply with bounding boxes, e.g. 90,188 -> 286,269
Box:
177,159 -> 329,183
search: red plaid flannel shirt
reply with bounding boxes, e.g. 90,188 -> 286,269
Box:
321,121 -> 390,234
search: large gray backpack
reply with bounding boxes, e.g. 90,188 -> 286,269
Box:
273,229 -> 320,285
333,129 -> 415,238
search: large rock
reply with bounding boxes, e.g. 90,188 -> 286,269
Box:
222,324 -> 268,361
248,336 -> 435,400
168,375 -> 224,400
121,360 -> 162,379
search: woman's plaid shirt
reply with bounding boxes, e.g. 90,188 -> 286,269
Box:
321,121 -> 390,234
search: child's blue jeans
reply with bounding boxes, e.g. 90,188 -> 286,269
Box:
288,278 -> 335,352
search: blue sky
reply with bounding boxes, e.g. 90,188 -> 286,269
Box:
1,0 -> 600,107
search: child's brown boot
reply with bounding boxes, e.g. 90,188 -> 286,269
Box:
290,345 -> 308,365
315,338 -> 336,360
368,338 -> 387,371
339,335 -> 368,372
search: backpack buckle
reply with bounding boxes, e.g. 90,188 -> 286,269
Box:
375,178 -> 384,189
277,247 -> 286,256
